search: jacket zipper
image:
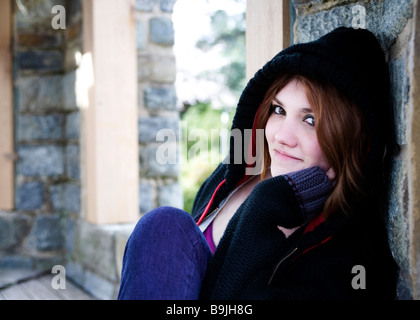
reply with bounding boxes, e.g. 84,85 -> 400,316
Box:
207,207 -> 219,219
268,247 -> 298,285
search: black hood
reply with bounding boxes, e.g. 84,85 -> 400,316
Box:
225,27 -> 394,191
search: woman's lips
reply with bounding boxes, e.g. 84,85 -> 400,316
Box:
274,149 -> 302,162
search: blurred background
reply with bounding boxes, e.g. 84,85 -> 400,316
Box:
174,0 -> 246,212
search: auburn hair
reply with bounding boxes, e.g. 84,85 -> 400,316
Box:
255,73 -> 369,218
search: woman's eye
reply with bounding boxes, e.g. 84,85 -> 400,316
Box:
272,105 -> 285,116
303,114 -> 315,126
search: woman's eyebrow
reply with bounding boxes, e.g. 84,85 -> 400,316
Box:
273,97 -> 282,105
273,97 -> 313,113
300,107 -> 313,114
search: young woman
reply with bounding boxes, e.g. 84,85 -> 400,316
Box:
118,27 -> 397,300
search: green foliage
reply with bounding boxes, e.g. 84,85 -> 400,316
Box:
181,151 -> 220,214
181,102 -> 222,154
196,9 -> 246,97
181,102 -> 233,213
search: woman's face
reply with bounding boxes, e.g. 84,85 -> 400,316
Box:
265,80 -> 331,177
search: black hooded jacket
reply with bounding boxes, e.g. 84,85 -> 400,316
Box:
190,27 -> 397,300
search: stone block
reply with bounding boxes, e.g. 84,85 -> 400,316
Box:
138,116 -> 179,143
0,212 -> 31,250
136,0 -> 156,12
144,86 -> 177,111
50,183 -> 80,213
25,214 -> 64,252
17,75 -> 62,112
62,71 -> 77,110
150,17 -> 175,45
0,216 -> 13,250
160,0 -> 177,12
140,144 -> 179,178
17,50 -> 63,72
65,217 -> 77,255
18,114 -> 63,141
0,255 -> 34,269
136,20 -> 147,50
77,222 -> 118,282
137,55 -> 152,81
65,112 -> 80,140
158,182 -> 183,209
389,56 -> 409,146
65,184 -> 81,213
16,181 -> 45,210
151,57 -> 177,83
295,5 -> 352,43
65,144 -> 80,180
386,154 -> 410,270
139,180 -> 156,213
138,55 -> 176,83
17,32 -> 62,48
18,145 -> 64,177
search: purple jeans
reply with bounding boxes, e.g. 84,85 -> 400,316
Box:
117,207 -> 212,300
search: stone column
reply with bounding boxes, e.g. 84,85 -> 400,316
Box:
136,0 -> 183,215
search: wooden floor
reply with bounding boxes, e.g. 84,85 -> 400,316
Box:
0,269 -> 94,300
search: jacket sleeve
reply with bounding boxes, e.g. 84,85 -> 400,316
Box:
200,166 -> 332,300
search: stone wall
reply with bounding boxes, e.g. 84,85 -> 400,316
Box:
136,0 -> 183,214
291,0 -> 418,299
0,0 -> 81,271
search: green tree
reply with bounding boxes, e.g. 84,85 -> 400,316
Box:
196,8 -> 246,97
180,2 -> 246,212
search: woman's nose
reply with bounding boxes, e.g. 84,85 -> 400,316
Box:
274,119 -> 298,147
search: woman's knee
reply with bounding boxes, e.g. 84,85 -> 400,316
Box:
128,206 -> 201,246
119,206 -> 211,299
133,206 -> 191,234
141,206 -> 191,224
